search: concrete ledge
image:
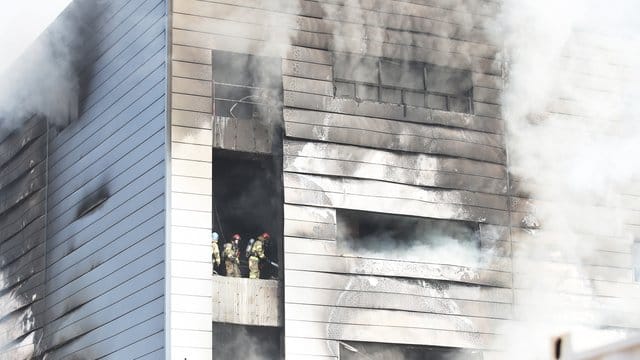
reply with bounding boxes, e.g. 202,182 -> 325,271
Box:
212,276 -> 281,327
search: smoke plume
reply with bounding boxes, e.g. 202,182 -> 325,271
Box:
313,0 -> 640,358
490,0 -> 640,357
0,0 -> 100,136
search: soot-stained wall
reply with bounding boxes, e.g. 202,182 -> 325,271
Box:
0,117 -> 48,359
169,0 -> 509,359
7,0 -> 169,358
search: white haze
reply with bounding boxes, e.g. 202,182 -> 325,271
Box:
314,0 -> 640,359
490,0 -> 640,358
0,0 -> 84,134
0,1 -> 73,73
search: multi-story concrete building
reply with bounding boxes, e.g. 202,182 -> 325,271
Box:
0,0 -> 638,359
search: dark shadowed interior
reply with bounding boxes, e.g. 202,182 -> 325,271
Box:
212,149 -> 283,278
340,341 -> 484,360
337,209 -> 480,253
212,323 -> 281,360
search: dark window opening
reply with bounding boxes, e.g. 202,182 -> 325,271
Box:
213,51 -> 282,121
337,209 -> 480,263
333,53 -> 473,114
213,323 -> 281,360
212,150 -> 283,279
340,341 -> 483,360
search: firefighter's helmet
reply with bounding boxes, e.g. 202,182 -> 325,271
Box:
211,232 -> 219,242
261,232 -> 270,240
232,233 -> 241,240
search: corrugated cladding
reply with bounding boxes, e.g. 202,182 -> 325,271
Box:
0,117 -> 48,359
40,0 -> 168,358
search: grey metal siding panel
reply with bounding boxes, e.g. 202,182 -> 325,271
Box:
0,117 -> 48,357
47,113 -> 165,238
42,0 -> 167,358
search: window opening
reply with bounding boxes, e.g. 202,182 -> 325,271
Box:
339,341 -> 483,360
213,323 -> 281,359
213,51 -> 282,121
333,53 -> 473,114
337,209 -> 480,265
212,150 -> 282,279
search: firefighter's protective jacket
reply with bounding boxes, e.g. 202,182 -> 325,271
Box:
249,239 -> 266,259
211,240 -> 221,266
223,242 -> 240,277
248,236 -> 268,279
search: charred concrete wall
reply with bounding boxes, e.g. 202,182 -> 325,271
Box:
0,0 -> 168,358
169,0 -> 509,359
277,2 -> 508,359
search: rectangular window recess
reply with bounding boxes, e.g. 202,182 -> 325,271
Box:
337,209 -> 481,267
212,149 -> 283,279
213,323 -> 282,359
212,50 -> 283,120
339,341 -> 484,360
333,53 -> 473,114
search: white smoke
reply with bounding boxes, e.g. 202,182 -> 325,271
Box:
0,0 -> 92,135
0,1 -> 72,73
0,1 -> 103,358
490,0 -> 640,358
313,0 -> 640,358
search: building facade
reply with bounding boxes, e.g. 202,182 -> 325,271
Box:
0,0 -> 639,359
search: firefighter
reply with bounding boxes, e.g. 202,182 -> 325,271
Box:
211,231 -> 221,274
248,232 -> 270,279
223,234 -> 241,277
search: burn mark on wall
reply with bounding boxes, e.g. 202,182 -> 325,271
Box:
75,185 -> 109,219
62,301 -> 86,317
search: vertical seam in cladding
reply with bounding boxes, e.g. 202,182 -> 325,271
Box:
164,0 -> 173,358
501,62 -> 515,314
42,119 -> 50,356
